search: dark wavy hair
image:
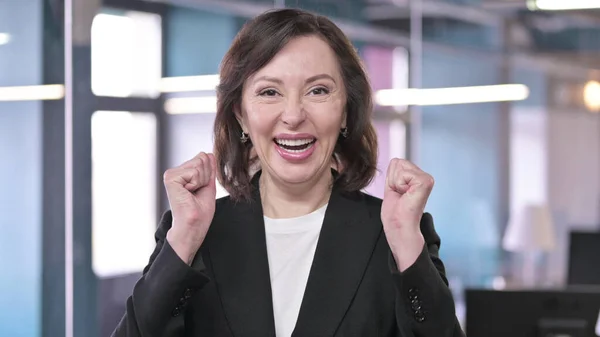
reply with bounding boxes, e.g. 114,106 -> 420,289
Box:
213,8 -> 378,201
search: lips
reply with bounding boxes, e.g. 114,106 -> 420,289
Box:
274,138 -> 316,152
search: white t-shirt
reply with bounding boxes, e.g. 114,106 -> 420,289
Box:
264,204 -> 327,337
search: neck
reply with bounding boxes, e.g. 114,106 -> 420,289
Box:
260,169 -> 333,219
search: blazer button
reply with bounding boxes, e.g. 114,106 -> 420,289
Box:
410,299 -> 422,311
408,287 -> 419,300
414,310 -> 426,322
183,288 -> 193,300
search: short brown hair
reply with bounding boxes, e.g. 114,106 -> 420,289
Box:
213,8 -> 378,201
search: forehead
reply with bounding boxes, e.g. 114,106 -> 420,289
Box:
253,35 -> 341,78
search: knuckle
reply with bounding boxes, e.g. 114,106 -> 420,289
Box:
163,169 -> 174,181
190,158 -> 203,168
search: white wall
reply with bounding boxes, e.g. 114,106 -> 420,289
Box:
510,108 -> 548,216
510,107 -> 600,285
548,111 -> 600,229
547,110 -> 600,284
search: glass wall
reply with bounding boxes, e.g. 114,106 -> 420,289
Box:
88,6 -> 164,337
0,1 -> 45,336
90,10 -> 162,98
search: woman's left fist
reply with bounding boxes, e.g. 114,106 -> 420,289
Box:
381,158 -> 434,235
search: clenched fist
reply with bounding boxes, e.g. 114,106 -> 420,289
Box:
164,152 -> 217,265
381,158 -> 434,271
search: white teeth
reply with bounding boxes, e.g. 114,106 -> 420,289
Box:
281,142 -> 315,153
275,138 -> 315,146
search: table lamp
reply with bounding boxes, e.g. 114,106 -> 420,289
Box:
502,204 -> 557,287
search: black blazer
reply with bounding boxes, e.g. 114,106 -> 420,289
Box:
112,175 -> 464,337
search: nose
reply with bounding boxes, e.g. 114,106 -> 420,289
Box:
280,96 -> 306,128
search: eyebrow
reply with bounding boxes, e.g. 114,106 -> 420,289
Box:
253,76 -> 283,85
306,74 -> 336,84
252,73 -> 336,85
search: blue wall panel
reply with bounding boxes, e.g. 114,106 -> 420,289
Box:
0,0 -> 43,336
424,22 -> 500,51
420,51 -> 502,287
166,8 -> 239,77
533,28 -> 600,52
291,0 -> 366,22
0,105 -> 43,337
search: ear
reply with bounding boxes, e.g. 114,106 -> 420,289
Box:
341,111 -> 347,129
234,104 -> 246,132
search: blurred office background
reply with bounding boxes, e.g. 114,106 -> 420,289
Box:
1,0 -> 599,336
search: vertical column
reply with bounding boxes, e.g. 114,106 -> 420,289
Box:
42,0 -> 66,335
65,0 -> 100,336
497,21 -> 512,238
408,0 -> 422,165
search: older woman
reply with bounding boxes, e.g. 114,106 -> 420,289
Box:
112,8 -> 463,337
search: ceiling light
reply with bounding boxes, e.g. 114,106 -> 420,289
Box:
528,0 -> 600,11
583,80 -> 600,112
375,84 -> 530,107
160,75 -> 220,93
0,84 -> 65,101
0,33 -> 11,45
164,96 -> 217,114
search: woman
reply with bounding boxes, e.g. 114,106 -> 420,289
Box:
112,8 -> 464,337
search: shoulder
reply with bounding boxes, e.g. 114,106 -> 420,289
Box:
214,194 -> 234,212
356,190 -> 383,217
359,191 -> 383,208
213,194 -> 259,218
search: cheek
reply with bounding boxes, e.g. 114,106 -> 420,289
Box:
313,103 -> 345,137
244,104 -> 278,138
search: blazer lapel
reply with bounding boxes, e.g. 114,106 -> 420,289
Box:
292,185 -> 383,336
206,173 -> 276,337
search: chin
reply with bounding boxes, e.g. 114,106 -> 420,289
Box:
272,163 -> 322,185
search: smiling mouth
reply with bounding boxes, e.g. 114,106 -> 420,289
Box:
273,138 -> 317,152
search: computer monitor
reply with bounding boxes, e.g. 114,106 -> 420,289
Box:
568,231 -> 600,286
465,289 -> 600,337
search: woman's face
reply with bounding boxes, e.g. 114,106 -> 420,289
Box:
238,35 -> 346,187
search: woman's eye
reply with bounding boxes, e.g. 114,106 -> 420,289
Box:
259,89 -> 279,97
310,87 -> 329,95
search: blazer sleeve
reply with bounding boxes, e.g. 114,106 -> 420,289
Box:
111,211 -> 211,337
389,213 -> 465,337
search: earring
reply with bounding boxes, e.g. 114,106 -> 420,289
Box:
240,131 -> 249,143
340,127 -> 349,138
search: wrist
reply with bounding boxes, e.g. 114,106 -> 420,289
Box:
386,228 -> 425,272
166,227 -> 204,265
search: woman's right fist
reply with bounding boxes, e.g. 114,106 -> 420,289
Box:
164,152 -> 217,264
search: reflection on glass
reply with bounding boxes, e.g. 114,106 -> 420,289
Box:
91,11 -> 162,98
389,119 -> 406,160
392,47 -> 409,113
91,111 -> 157,278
